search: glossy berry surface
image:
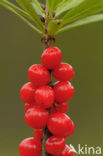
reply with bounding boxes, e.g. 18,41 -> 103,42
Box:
54,81 -> 74,103
41,47 -> 62,69
51,102 -> 68,114
47,113 -> 73,138
45,136 -> 65,155
20,82 -> 36,103
28,64 -> 50,87
67,121 -> 75,137
35,86 -> 55,108
57,102 -> 68,113
19,137 -> 41,156
52,63 -> 74,81
24,103 -> 36,112
34,129 -> 43,140
25,106 -> 49,129
54,145 -> 74,156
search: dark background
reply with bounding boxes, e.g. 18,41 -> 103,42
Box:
0,2 -> 103,155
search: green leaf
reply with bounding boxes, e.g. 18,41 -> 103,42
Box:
62,0 -> 103,25
55,0 -> 84,17
48,0 -> 61,17
56,14 -> 103,34
48,20 -> 62,35
0,0 -> 31,19
0,0 -> 42,34
32,0 -> 45,17
16,0 -> 44,31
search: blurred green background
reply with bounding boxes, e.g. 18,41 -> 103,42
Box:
0,2 -> 103,156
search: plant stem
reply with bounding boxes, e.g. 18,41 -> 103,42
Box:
44,0 -> 49,49
41,1 -> 52,155
41,128 -> 47,156
41,0 -> 52,49
42,127 -> 52,156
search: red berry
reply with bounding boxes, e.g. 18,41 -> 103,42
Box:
50,106 -> 57,114
52,63 -> 74,81
41,47 -> 62,69
20,82 -> 36,103
45,136 -> 65,155
57,102 -> 68,113
51,102 -> 68,114
25,106 -> 49,129
47,113 -> 73,138
54,81 -> 74,103
54,145 -> 74,156
19,137 -> 41,156
28,64 -> 50,87
24,103 -> 36,112
34,129 -> 43,140
66,121 -> 75,138
35,86 -> 55,108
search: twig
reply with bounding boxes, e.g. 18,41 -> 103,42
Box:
41,1 -> 54,156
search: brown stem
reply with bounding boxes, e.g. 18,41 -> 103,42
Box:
41,2 -> 52,155
41,0 -> 55,49
42,127 -> 52,156
44,0 -> 49,49
41,128 -> 47,156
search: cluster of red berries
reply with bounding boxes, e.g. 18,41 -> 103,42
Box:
19,47 -> 75,156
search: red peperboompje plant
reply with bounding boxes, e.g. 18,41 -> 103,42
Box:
1,0 -> 103,155
20,46 -> 75,156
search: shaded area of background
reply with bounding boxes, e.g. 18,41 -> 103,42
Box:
0,3 -> 103,156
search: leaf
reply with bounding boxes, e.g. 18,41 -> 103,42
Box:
62,0 -> 103,25
16,0 -> 44,31
56,14 -> 103,34
0,0 -> 31,19
32,0 -> 45,16
48,20 -> 62,35
0,0 -> 42,34
48,0 -> 61,17
55,0 -> 84,17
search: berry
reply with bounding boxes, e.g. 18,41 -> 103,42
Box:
41,47 -> 62,69
45,136 -> 65,155
67,121 -> 75,137
54,81 -> 74,103
19,47 -> 75,155
51,102 -> 68,114
35,86 -> 55,108
28,64 -> 50,87
24,103 -> 36,112
50,106 -> 57,114
53,145 -> 74,156
52,63 -> 74,81
19,137 -> 41,156
57,102 -> 68,113
47,113 -> 73,138
20,82 -> 36,103
25,106 -> 49,129
34,129 -> 43,140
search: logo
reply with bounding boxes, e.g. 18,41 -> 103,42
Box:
69,144 -> 102,155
